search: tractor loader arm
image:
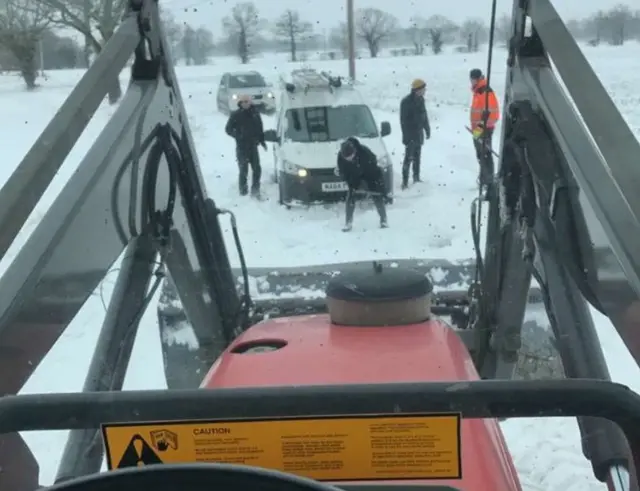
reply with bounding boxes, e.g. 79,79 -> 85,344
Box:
0,0 -> 239,484
480,0 -> 640,489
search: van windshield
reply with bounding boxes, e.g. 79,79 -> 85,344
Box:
229,73 -> 266,88
284,105 -> 378,142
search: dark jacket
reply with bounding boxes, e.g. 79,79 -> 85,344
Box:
225,104 -> 265,149
337,137 -> 385,193
400,91 -> 431,146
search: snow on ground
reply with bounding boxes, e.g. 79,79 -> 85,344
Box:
0,42 -> 638,488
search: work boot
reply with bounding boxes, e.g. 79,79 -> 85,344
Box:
342,222 -> 353,232
239,184 -> 248,196
250,184 -> 261,199
413,174 -> 422,183
374,197 -> 388,228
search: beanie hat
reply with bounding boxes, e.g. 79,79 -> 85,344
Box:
411,78 -> 426,90
340,139 -> 356,159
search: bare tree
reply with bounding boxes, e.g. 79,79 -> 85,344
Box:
39,29 -> 83,69
583,10 -> 610,45
631,10 -> 640,40
407,16 -> 428,55
181,24 -> 214,65
181,25 -> 195,65
459,18 -> 486,52
161,10 -> 183,61
274,10 -> 313,62
192,27 -> 214,65
328,22 -> 348,58
494,14 -> 511,45
605,4 -> 633,45
424,15 -> 457,54
222,2 -> 261,64
36,0 -> 127,103
355,8 -> 397,58
0,0 -> 51,89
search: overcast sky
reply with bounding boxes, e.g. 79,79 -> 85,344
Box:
166,0 -> 625,33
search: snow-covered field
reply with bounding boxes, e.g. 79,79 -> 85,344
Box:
2,43 -> 640,488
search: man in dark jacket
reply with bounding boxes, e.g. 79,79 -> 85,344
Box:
399,78 -> 431,189
225,94 -> 267,197
336,137 -> 389,232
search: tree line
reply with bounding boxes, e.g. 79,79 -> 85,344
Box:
0,0 -> 638,101
218,2 -> 640,61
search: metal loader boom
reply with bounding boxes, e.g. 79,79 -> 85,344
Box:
478,0 -> 640,488
0,0 -> 240,483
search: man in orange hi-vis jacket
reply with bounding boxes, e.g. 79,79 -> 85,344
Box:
469,68 -> 500,186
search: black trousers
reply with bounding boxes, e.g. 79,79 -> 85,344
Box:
402,141 -> 422,183
345,188 -> 387,224
473,127 -> 495,184
236,145 -> 261,193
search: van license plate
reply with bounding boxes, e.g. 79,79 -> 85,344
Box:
322,182 -> 348,192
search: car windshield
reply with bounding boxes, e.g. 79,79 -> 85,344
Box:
2,0 -> 640,490
285,105 -> 378,142
228,73 -> 266,88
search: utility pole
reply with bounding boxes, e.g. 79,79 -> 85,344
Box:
83,0 -> 91,68
346,0 -> 355,80
39,39 -> 45,75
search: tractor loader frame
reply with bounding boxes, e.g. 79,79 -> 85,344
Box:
0,0 -> 638,489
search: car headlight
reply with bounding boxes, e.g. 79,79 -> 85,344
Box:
283,160 -> 308,177
377,156 -> 392,168
231,94 -> 238,100
267,92 -> 275,98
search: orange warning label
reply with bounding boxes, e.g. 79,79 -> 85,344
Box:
102,413 -> 461,480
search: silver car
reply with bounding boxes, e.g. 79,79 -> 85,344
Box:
216,71 -> 277,115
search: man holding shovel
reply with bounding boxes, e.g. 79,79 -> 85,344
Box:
469,68 -> 500,186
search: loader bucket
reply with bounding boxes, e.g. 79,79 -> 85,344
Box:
157,258 -> 557,389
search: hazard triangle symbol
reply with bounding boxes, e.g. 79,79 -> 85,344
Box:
116,434 -> 164,468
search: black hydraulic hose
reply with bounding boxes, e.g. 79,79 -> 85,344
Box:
484,0 -> 498,115
470,198 -> 485,279
142,125 -> 178,241
167,127 -> 252,329
471,0 -> 498,285
216,207 -> 253,328
110,126 -> 161,246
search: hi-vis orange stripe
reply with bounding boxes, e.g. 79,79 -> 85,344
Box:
470,80 -> 499,129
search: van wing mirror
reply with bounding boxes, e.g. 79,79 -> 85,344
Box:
264,129 -> 279,143
380,121 -> 391,137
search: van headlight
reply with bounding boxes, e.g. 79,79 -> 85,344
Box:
377,156 -> 392,168
231,94 -> 238,100
283,160 -> 308,177
267,92 -> 275,98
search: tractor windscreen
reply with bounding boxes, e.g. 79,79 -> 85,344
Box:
1,0 -> 640,490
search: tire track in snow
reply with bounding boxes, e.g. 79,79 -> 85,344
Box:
503,418 -> 605,491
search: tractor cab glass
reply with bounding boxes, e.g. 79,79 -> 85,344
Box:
0,0 -> 639,490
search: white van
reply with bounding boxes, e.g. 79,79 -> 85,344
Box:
263,69 -> 394,208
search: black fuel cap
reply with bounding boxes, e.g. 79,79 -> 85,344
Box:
326,261 -> 433,302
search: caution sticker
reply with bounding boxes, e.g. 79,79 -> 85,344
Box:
102,413 -> 461,481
